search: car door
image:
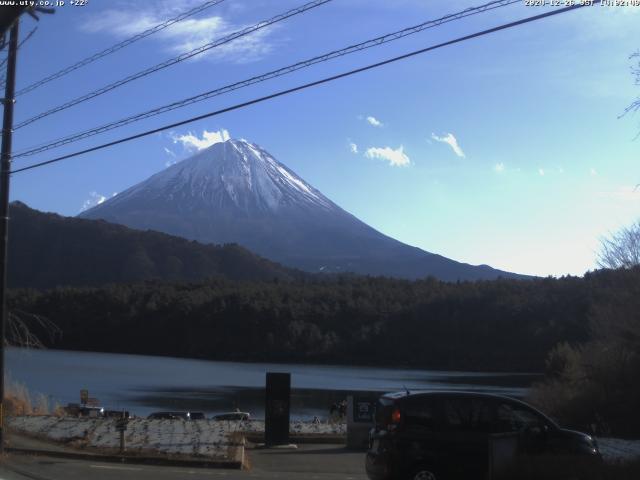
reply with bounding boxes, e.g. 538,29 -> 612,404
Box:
493,400 -> 549,454
439,396 -> 492,478
398,395 -> 443,473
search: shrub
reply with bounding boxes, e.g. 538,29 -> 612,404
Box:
4,380 -> 62,417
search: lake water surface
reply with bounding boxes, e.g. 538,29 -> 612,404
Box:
6,348 -> 540,420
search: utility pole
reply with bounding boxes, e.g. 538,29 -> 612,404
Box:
0,17 -> 19,453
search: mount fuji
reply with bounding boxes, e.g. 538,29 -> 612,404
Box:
80,138 -> 523,281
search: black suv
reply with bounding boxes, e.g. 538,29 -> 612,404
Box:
365,391 -> 600,480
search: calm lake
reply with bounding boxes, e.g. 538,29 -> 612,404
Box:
6,348 -> 540,420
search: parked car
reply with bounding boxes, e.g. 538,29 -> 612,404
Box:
64,404 -> 105,418
213,412 -> 250,421
189,412 -> 206,420
103,410 -> 131,419
147,411 -> 191,420
365,391 -> 601,480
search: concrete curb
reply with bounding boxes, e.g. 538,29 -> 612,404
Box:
6,445 -> 245,470
244,433 -> 346,445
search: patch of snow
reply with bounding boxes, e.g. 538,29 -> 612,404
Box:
598,437 -> 640,463
9,416 -> 241,459
224,181 -> 238,205
275,165 -> 314,196
238,420 -> 346,436
8,416 -> 346,457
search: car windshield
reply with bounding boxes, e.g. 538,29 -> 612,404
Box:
1,1 -> 639,479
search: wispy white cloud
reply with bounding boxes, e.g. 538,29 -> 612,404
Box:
538,168 -> 545,176
81,1 -> 278,64
173,128 -> 230,151
81,191 -> 117,212
349,142 -> 358,154
366,116 -> 383,127
590,167 -> 598,176
431,132 -> 465,158
494,162 -> 505,173
365,145 -> 410,167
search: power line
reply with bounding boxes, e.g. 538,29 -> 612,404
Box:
13,0 -> 334,130
11,3 -> 591,176
14,0 -> 521,159
12,0 -> 226,96
0,25 -> 37,86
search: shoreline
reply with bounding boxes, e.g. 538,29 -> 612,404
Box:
7,345 -> 545,376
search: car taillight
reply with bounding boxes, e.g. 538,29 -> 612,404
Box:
391,407 -> 401,424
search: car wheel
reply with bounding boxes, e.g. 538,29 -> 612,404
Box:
411,468 -> 437,480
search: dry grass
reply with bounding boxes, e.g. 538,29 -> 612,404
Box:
4,379 -> 62,417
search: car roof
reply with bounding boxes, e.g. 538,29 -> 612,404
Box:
381,390 -> 558,426
150,411 -> 189,415
382,390 -> 513,400
382,390 -> 520,403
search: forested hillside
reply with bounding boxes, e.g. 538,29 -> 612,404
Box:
11,268 -> 638,372
9,201 -> 299,288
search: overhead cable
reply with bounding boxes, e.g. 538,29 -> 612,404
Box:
13,0 -> 227,96
11,3 -> 591,175
13,0 -> 334,130
14,0 -> 520,158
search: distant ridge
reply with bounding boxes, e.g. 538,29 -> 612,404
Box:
80,138 -> 527,281
9,201 -> 299,289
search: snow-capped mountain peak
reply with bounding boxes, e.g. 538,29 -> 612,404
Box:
79,136 -> 523,281
105,138 -> 334,214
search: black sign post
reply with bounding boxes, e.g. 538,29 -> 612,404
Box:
265,372 -> 290,446
115,411 -> 129,453
347,395 -> 377,449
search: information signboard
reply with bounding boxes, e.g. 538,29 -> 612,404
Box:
352,396 -> 375,423
265,372 -> 290,446
347,395 -> 377,449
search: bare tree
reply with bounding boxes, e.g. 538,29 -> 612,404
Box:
621,51 -> 639,118
7,310 -> 61,348
597,220 -> 640,269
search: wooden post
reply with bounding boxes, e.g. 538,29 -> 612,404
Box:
117,410 -> 127,453
0,17 -> 19,454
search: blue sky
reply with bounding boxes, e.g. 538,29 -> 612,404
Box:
7,0 -> 640,277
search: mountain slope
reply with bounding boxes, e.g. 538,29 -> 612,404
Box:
8,201 -> 299,289
80,139 -> 524,281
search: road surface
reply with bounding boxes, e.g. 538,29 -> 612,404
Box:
0,443 -> 368,480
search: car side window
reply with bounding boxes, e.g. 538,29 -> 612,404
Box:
470,399 -> 493,432
443,398 -> 468,429
443,398 -> 492,432
404,397 -> 436,429
495,402 -> 544,432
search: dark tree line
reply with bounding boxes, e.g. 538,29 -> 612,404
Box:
9,267 -> 639,372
